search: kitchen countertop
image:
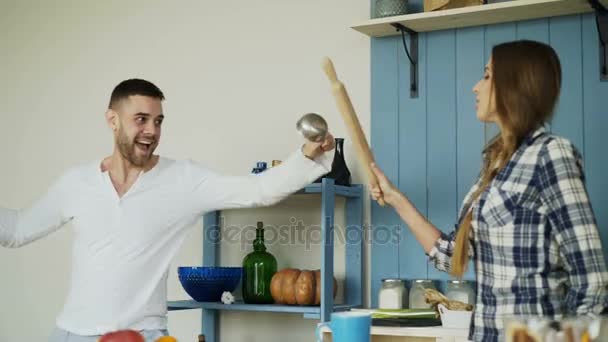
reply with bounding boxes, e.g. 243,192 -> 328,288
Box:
318,325 -> 469,338
318,309 -> 471,342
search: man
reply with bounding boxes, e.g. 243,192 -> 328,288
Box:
0,79 -> 335,341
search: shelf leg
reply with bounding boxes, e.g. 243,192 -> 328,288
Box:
320,178 -> 335,322
202,212 -> 220,342
345,185 -> 364,308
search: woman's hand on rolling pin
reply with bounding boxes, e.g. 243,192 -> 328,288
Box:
302,133 -> 335,160
369,163 -> 402,207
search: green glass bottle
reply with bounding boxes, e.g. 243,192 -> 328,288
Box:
242,221 -> 277,304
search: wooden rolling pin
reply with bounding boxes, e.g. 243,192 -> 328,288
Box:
322,57 -> 385,206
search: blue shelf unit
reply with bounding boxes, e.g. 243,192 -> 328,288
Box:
167,178 -> 365,342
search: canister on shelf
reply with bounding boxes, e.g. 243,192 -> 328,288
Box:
251,161 -> 268,174
378,278 -> 408,309
409,279 -> 437,309
445,280 -> 475,305
374,0 -> 409,18
256,162 -> 267,171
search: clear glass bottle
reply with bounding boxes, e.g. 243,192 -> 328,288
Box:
445,280 -> 475,305
409,279 -> 436,309
242,221 -> 277,304
379,279 -> 408,309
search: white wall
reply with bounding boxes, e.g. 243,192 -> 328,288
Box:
0,1 -> 371,341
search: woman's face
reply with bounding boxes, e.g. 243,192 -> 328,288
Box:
473,58 -> 498,123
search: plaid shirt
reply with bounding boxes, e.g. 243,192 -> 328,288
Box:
429,127 -> 608,342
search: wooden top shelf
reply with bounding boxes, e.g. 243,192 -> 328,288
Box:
352,0 -> 608,37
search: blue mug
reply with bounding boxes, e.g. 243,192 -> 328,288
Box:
316,311 -> 371,342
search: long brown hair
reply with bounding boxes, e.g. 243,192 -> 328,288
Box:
450,40 -> 562,277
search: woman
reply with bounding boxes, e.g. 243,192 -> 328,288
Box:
369,40 -> 608,341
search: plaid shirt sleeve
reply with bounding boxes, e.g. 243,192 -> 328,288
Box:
428,230 -> 456,272
429,228 -> 476,273
538,138 -> 608,315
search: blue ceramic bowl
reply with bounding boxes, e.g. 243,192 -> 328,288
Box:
178,266 -> 242,302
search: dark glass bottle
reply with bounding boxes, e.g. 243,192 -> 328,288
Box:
314,137 -> 351,186
242,221 -> 277,304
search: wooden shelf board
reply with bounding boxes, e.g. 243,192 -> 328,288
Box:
352,0 -> 607,37
168,300 -> 354,319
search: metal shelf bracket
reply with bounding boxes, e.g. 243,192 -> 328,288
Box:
589,0 -> 608,80
391,23 -> 419,98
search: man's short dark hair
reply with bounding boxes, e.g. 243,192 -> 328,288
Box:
108,79 -> 165,109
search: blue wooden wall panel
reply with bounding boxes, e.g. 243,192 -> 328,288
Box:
516,18 -> 549,43
582,14 -> 608,263
550,16 -> 585,151
371,12 -> 608,306
455,27 -> 485,280
425,29 -> 458,282
397,32 -> 429,282
370,37 -> 401,308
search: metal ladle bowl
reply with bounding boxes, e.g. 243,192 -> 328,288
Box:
296,113 -> 328,142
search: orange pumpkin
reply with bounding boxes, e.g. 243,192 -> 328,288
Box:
270,268 -> 337,305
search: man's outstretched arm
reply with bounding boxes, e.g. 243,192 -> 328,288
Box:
1,171 -> 73,248
187,136 -> 336,214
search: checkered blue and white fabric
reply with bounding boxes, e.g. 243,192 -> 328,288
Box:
428,127 -> 608,342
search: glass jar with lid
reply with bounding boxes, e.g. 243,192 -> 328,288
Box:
409,279 -> 436,309
445,280 -> 475,305
378,279 -> 408,309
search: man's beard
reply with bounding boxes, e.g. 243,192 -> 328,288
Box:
116,127 -> 156,167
